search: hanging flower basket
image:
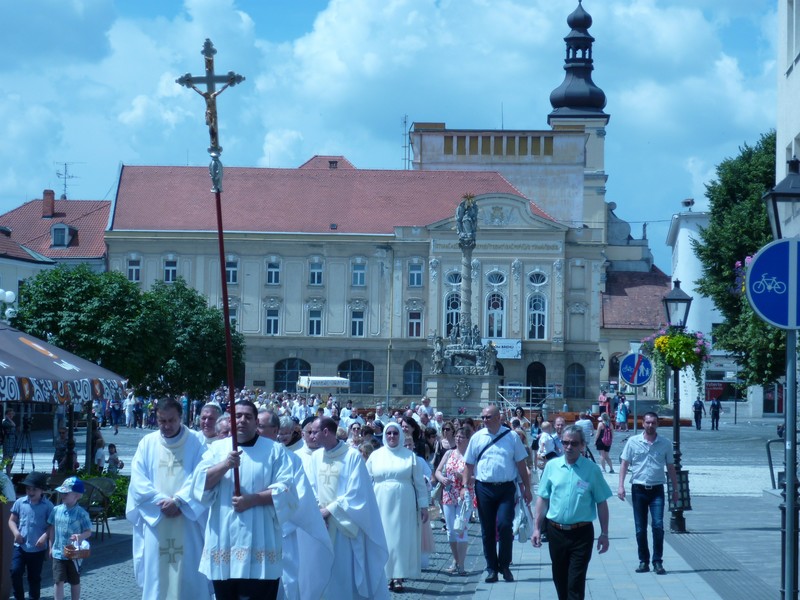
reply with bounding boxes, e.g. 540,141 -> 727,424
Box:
641,328 -> 712,390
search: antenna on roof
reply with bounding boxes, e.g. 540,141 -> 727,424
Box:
401,114 -> 410,170
55,162 -> 82,199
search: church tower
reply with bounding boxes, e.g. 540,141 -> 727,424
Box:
548,1 -> 609,206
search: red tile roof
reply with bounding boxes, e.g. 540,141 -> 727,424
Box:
111,163 -> 553,233
0,198 -> 109,260
602,267 -> 671,330
0,233 -> 51,264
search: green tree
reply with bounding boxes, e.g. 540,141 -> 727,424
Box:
135,279 -> 245,399
692,130 -> 785,386
13,264 -> 143,377
12,267 -> 244,399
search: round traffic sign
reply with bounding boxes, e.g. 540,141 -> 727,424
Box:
619,353 -> 653,387
746,238 -> 800,330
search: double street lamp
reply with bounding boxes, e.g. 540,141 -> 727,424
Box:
662,279 -> 692,533
762,156 -> 800,600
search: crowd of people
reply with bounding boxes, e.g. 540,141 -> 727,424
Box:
4,383 -> 682,600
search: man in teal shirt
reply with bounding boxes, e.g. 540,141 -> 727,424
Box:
532,425 -> 611,600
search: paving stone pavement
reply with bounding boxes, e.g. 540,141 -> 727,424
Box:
5,414 -> 788,599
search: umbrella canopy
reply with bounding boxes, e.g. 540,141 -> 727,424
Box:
0,325 -> 126,405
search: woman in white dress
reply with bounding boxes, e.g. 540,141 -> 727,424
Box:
367,421 -> 429,593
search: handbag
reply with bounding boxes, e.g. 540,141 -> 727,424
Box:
513,495 -> 534,542
431,481 -> 444,504
431,449 -> 453,504
452,492 -> 472,534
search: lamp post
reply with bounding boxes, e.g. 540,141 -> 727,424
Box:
762,156 -> 800,600
662,279 -> 693,533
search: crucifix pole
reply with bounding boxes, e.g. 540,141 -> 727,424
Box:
177,39 -> 245,495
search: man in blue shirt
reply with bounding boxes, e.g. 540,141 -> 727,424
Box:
532,425 -> 611,600
463,404 -> 532,583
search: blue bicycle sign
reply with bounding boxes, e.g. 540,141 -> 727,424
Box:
747,238 -> 800,330
751,273 -> 787,295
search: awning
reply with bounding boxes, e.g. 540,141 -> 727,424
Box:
296,376 -> 350,391
0,325 -> 126,404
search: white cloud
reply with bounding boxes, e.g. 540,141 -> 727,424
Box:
0,0 -> 779,269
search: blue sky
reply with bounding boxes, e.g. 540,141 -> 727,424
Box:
0,0 -> 777,271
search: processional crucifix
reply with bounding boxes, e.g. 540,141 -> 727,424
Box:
177,39 -> 245,494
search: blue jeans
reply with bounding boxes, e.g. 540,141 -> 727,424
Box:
11,546 -> 47,600
631,484 -> 665,564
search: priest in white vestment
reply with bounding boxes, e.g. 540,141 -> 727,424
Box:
126,398 -> 211,600
267,416 -> 333,600
193,400 -> 297,600
308,417 -> 389,600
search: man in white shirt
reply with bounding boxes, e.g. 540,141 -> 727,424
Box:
463,404 -> 532,584
617,412 -> 679,575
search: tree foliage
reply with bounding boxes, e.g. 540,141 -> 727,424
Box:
135,279 -> 245,399
692,130 -> 785,386
12,266 -> 244,399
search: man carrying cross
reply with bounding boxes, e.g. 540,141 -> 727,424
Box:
193,399 -> 297,600
126,397 -> 211,600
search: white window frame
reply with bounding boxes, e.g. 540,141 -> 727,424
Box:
351,310 -> 365,337
408,263 -> 423,287
309,262 -> 324,286
352,263 -> 366,287
265,308 -> 279,335
266,261 -> 281,285
226,260 -> 239,285
445,292 -> 461,337
309,309 -> 322,336
127,258 -> 141,283
164,259 -> 178,283
527,293 -> 547,340
486,292 -> 504,337
407,310 -> 422,337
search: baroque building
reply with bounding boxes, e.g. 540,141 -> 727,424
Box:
105,1 -> 668,410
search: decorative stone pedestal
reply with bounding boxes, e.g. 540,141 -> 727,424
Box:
426,374 -> 499,418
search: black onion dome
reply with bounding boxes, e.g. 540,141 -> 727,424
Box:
549,1 -> 608,117
567,1 -> 592,30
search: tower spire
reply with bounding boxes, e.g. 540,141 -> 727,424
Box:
548,0 -> 608,120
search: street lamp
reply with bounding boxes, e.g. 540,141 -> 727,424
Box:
662,279 -> 692,533
763,157 -> 800,600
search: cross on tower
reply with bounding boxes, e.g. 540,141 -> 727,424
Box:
176,39 -> 245,192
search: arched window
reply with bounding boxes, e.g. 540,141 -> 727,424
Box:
565,363 -> 586,399
445,292 -> 461,337
486,293 -> 504,337
527,294 -> 547,340
274,358 -> 311,393
403,360 -> 422,395
338,359 -> 374,395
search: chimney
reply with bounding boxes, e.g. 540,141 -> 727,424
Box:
42,189 -> 55,218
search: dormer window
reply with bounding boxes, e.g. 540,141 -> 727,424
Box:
51,224 -> 71,247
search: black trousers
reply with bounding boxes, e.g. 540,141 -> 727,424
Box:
212,578 -> 280,600
711,412 -> 720,430
547,521 -> 595,600
475,480 -> 516,571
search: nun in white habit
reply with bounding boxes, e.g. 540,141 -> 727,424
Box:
366,421 -> 429,593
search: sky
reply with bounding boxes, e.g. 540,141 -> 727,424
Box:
0,0 -> 778,271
